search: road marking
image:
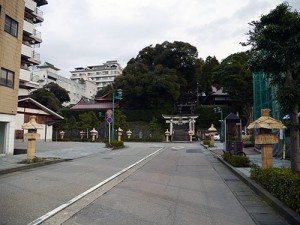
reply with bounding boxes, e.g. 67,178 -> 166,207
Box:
171,146 -> 185,150
28,147 -> 164,225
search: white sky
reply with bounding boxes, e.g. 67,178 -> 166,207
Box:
38,0 -> 300,77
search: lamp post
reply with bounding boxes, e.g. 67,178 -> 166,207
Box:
213,107 -> 224,142
112,89 -> 122,142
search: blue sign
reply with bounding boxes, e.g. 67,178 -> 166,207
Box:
106,117 -> 112,123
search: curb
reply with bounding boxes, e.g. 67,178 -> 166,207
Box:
0,159 -> 70,176
209,148 -> 300,225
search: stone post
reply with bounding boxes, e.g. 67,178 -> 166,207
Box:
165,129 -> 170,142
188,130 -> 194,142
90,128 -> 98,141
117,127 -> 123,141
80,130 -> 85,139
126,129 -> 132,139
60,131 -> 65,139
22,116 -> 43,161
208,124 -> 217,147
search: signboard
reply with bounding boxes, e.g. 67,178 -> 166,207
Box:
106,117 -> 113,123
106,109 -> 112,117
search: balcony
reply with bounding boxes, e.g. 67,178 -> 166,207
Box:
30,29 -> 42,44
21,44 -> 41,65
23,20 -> 34,34
22,43 -> 32,58
32,7 -> 44,23
20,67 -> 31,82
24,1 -> 44,24
25,0 -> 36,12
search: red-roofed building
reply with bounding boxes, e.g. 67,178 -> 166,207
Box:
71,95 -> 118,111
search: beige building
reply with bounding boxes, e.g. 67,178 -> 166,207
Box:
0,0 -> 47,155
0,0 -> 24,155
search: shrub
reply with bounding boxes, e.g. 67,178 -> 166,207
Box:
105,140 -> 124,149
250,165 -> 300,213
223,152 -> 250,167
244,141 -> 254,148
202,140 -> 211,146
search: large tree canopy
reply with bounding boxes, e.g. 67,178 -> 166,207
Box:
114,41 -> 201,110
213,52 -> 253,115
200,56 -> 219,95
242,3 -> 300,172
44,83 -> 70,104
30,83 -> 70,113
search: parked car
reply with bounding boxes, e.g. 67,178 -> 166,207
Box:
214,133 -> 220,141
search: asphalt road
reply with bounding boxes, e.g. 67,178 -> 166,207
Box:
0,142 -> 290,225
62,143 -> 257,225
0,142 -> 164,225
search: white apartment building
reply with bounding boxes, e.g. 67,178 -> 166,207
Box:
32,62 -> 97,105
19,0 -> 48,96
70,60 -> 123,91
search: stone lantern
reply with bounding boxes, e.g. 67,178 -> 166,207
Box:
126,129 -> 132,139
208,124 -> 217,146
22,116 -> 43,161
248,109 -> 285,169
165,129 -> 170,142
60,131 -> 65,139
80,130 -> 85,139
90,128 -> 98,141
117,127 -> 123,141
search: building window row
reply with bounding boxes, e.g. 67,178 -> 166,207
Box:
0,68 -> 14,88
4,15 -> 18,37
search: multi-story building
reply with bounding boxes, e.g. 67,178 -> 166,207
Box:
32,62 -> 97,105
70,60 -> 123,91
0,0 -> 47,155
0,0 -> 24,155
19,0 -> 47,96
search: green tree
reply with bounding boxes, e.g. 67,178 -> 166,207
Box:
114,109 -> 128,131
213,52 -> 253,115
77,111 -> 100,131
242,3 -> 300,172
44,83 -> 70,104
114,41 -> 200,109
199,56 -> 219,96
30,88 -> 61,113
95,84 -> 113,98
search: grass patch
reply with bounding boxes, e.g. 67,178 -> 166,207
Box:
20,157 -> 61,164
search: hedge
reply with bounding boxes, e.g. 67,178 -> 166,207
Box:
223,152 -> 250,167
250,165 -> 300,213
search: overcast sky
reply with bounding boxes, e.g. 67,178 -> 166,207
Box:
38,0 -> 300,77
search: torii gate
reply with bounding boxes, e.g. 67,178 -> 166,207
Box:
162,115 -> 199,135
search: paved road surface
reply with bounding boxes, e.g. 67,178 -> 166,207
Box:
0,142 -> 290,225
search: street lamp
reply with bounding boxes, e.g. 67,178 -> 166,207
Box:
112,89 -> 122,142
213,107 -> 224,142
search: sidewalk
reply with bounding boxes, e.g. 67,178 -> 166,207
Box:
209,142 -> 291,177
207,141 -> 300,225
0,141 -> 107,175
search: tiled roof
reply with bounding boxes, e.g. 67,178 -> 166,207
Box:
71,102 -> 118,110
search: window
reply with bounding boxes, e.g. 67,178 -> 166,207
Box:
5,15 -> 18,37
0,68 -> 14,88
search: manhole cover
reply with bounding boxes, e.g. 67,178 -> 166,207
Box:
186,149 -> 202,153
